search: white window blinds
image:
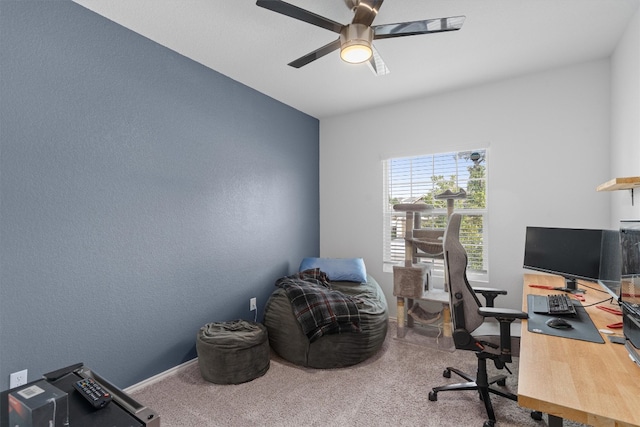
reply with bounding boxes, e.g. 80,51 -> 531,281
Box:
383,149 -> 488,275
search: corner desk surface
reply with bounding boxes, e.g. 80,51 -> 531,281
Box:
519,274 -> 640,427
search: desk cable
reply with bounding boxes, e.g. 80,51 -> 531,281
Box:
579,282 -> 611,294
47,398 -> 56,427
579,296 -> 616,308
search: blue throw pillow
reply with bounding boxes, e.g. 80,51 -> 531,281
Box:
299,257 -> 367,283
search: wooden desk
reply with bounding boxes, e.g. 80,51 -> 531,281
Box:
518,274 -> 640,427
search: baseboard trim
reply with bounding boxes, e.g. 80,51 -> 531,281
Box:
124,358 -> 198,394
126,317 -> 401,394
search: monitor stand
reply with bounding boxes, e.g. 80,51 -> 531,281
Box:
562,278 -> 585,294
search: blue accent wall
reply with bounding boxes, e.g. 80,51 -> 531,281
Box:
0,1 -> 319,390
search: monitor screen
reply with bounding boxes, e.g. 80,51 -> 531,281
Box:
523,226 -> 619,290
599,229 -> 622,299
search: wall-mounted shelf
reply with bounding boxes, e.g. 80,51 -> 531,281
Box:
597,176 -> 640,206
596,176 -> 640,191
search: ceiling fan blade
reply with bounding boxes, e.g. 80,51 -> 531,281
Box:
373,16 -> 465,40
256,0 -> 343,34
367,44 -> 390,76
352,0 -> 384,27
288,39 -> 341,68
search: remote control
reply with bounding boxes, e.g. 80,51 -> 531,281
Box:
73,377 -> 112,409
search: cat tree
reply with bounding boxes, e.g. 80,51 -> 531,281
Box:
392,190 -> 466,338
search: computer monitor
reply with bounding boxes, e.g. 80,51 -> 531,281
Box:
620,220 -> 640,349
598,229 -> 623,300
523,226 -> 620,291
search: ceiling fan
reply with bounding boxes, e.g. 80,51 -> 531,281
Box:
255,0 -> 465,76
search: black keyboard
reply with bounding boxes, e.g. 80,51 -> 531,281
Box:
547,294 -> 576,315
532,293 -> 577,316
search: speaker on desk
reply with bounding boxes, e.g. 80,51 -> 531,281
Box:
620,220 -> 640,349
8,380 -> 69,427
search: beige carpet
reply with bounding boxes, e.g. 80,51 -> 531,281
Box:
130,321 -> 588,427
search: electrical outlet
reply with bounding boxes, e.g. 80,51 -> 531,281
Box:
10,369 -> 28,388
250,297 -> 257,311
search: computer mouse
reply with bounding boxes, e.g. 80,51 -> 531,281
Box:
546,317 -> 573,329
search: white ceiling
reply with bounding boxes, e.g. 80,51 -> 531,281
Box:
72,0 -> 639,119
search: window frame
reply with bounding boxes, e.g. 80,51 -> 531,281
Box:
383,149 -> 489,282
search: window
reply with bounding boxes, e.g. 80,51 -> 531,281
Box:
383,149 -> 488,278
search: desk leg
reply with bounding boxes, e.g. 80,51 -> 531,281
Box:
548,415 -> 563,427
397,297 -> 406,338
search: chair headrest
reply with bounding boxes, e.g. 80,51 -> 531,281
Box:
444,213 -> 463,248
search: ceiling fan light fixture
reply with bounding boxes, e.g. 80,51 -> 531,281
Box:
340,42 -> 372,64
340,24 -> 373,64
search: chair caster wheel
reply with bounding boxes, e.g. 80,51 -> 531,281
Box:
443,369 -> 451,378
428,391 -> 437,401
497,378 -> 506,386
531,411 -> 543,421
483,421 -> 495,427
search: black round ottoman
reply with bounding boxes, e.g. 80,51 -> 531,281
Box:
196,320 -> 270,384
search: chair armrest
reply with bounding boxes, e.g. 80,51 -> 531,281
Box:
478,307 -> 528,320
478,307 -> 528,361
473,287 -> 508,307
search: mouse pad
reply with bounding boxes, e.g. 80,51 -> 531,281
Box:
526,294 -> 604,343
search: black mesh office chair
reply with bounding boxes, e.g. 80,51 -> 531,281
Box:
428,213 -> 541,427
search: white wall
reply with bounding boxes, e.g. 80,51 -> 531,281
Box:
320,60 -> 612,314
610,6 -> 640,225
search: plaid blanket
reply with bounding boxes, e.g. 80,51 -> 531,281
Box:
275,269 -> 361,342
